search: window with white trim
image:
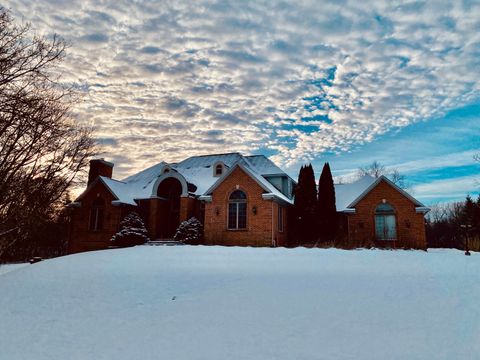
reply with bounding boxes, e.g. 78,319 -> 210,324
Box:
215,164 -> 223,176
228,190 -> 247,229
375,203 -> 397,240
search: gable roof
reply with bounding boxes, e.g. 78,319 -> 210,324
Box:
334,175 -> 377,211
202,161 -> 293,204
76,153 -> 294,205
335,175 -> 427,212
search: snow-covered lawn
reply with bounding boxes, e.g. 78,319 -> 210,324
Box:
0,263 -> 28,276
0,246 -> 479,360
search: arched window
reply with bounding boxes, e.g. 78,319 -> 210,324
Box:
89,197 -> 105,231
228,190 -> 247,229
375,203 -> 396,240
215,164 -> 223,176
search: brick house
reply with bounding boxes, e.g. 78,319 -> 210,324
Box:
68,153 -> 294,253
68,153 -> 429,253
335,175 -> 429,249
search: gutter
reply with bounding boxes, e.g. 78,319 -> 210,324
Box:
415,207 -> 430,214
261,193 -> 293,206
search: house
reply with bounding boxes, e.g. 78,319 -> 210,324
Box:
335,175 -> 429,249
68,153 -> 295,253
68,153 -> 429,253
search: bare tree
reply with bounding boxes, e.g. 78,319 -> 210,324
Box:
0,9 -> 96,259
357,161 -> 408,189
357,160 -> 386,178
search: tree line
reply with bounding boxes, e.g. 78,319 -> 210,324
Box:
0,9 -> 96,262
426,195 -> 480,251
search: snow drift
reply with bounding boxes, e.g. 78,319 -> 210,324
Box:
0,246 -> 478,360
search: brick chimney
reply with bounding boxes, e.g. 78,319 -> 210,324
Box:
88,158 -> 114,186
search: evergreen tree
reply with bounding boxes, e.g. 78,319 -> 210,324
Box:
463,195 -> 475,225
293,164 -> 317,245
317,162 -> 337,243
174,217 -> 204,244
111,212 -> 149,247
475,196 -> 480,237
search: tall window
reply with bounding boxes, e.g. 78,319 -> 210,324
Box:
215,164 -> 223,176
375,203 -> 396,240
278,206 -> 284,232
228,190 -> 247,229
89,198 -> 105,231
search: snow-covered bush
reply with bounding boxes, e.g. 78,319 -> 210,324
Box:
111,212 -> 149,247
174,217 -> 203,244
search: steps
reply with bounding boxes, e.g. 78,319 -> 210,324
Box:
144,239 -> 184,246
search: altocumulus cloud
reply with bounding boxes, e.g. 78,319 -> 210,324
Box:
6,0 -> 480,177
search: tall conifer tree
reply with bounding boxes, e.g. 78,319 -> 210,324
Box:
317,162 -> 337,242
293,164 -> 317,244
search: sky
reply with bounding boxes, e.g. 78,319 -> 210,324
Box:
5,0 -> 480,204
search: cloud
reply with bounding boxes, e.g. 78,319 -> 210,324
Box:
6,0 -> 480,180
412,175 -> 479,201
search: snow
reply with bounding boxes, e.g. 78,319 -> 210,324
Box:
0,263 -> 28,276
335,175 -> 377,211
334,175 -> 426,212
0,246 -> 478,360
79,153 -> 295,206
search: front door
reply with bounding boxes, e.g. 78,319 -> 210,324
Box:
157,178 -> 182,239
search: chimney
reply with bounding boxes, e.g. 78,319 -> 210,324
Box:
88,158 -> 114,186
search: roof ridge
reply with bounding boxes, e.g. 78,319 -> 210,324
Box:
183,152 -> 242,159
100,176 -> 126,184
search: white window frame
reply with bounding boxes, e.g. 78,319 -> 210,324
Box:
228,190 -> 247,230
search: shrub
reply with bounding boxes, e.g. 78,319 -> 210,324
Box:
111,212 -> 149,247
174,217 -> 203,244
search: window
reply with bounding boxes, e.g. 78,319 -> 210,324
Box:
375,203 -> 396,240
278,206 -> 284,232
215,164 -> 223,176
228,190 -> 247,229
89,197 -> 105,231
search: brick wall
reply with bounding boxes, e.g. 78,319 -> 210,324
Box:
345,180 -> 427,249
204,167 -> 288,247
68,180 -> 134,253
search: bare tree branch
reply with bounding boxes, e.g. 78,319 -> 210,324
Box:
0,8 -> 97,257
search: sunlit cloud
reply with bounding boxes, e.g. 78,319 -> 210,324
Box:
6,0 -> 480,184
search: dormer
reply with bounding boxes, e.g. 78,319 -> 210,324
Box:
213,161 -> 226,177
162,165 -> 172,174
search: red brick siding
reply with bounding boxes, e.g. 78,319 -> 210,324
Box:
346,180 -> 426,249
272,202 -> 288,247
204,167 -> 284,247
68,181 -> 134,253
180,196 -> 198,222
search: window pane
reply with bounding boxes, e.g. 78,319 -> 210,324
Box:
375,215 -> 396,240
228,203 -> 237,229
376,203 -> 395,214
229,190 -> 247,200
375,215 -> 386,240
237,203 -> 247,229
386,215 -> 396,240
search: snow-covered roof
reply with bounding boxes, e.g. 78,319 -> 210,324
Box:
77,153 -> 294,206
335,175 -> 427,212
334,175 -> 377,211
202,161 -> 293,204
